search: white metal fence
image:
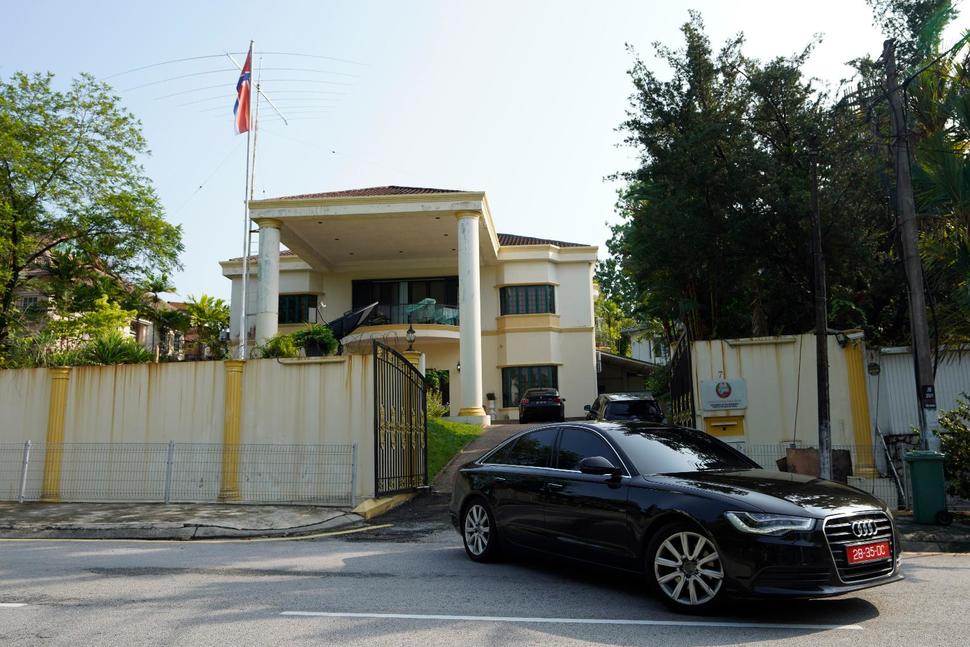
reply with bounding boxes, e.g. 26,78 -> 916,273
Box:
1,442 -> 357,506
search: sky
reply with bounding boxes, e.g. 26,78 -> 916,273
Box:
2,0 -> 955,301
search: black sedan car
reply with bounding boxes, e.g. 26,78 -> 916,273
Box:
517,387 -> 565,423
450,422 -> 901,612
585,392 -> 664,423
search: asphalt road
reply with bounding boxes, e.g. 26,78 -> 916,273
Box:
2,498 -> 968,646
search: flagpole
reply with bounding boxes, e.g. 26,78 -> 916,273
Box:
237,40 -> 253,360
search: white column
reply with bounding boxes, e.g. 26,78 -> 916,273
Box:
254,218 -> 281,345
456,211 -> 486,418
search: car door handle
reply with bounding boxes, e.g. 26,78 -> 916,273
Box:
544,483 -> 564,491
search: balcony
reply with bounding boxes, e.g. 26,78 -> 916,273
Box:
363,303 -> 460,327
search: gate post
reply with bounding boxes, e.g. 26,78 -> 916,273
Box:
219,360 -> 245,501
41,366 -> 72,502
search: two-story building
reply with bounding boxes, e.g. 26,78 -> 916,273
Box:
219,186 -> 599,423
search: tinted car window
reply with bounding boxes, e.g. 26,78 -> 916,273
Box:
605,400 -> 662,421
557,428 -> 620,472
502,428 -> 559,467
613,427 -> 758,474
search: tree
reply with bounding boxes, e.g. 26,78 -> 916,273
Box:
44,294 -> 135,345
605,10 -> 960,346
186,294 -> 230,359
595,292 -> 634,356
0,72 -> 183,351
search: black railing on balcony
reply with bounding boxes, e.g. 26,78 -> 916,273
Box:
361,304 -> 460,326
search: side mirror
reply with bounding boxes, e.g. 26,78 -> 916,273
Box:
583,404 -> 592,411
579,456 -> 621,478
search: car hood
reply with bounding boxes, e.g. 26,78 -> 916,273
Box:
645,469 -> 886,517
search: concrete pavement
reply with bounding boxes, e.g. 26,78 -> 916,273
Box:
0,502 -> 361,540
1,497 -> 969,646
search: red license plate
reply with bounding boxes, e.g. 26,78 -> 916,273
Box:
846,541 -> 891,564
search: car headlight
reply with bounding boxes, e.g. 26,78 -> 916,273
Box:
724,511 -> 815,535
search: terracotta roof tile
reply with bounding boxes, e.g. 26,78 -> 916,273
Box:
269,186 -> 466,200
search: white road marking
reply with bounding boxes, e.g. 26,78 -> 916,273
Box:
280,611 -> 864,631
0,603 -> 27,608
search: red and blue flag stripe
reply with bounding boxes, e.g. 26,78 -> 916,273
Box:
233,46 -> 252,134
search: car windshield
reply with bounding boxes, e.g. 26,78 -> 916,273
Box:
612,427 -> 758,474
605,400 -> 661,420
524,389 -> 557,398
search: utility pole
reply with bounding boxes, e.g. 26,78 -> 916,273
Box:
883,38 -> 940,451
809,135 -> 832,480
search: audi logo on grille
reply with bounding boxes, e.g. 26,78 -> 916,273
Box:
851,519 -> 879,538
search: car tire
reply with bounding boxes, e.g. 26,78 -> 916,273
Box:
519,414 -> 529,424
461,498 -> 501,563
646,522 -> 725,613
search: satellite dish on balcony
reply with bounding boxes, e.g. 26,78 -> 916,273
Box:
326,301 -> 378,343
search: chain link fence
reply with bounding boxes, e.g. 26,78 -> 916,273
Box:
0,442 -> 357,506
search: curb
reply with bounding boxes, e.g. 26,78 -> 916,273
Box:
0,512 -> 364,541
352,493 -> 416,520
902,539 -> 970,553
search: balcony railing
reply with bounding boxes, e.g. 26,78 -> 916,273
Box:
362,304 -> 460,326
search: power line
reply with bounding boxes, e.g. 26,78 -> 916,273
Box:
174,91 -> 347,107
106,50 -> 367,80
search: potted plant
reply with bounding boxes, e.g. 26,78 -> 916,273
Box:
291,323 -> 337,357
485,392 -> 497,421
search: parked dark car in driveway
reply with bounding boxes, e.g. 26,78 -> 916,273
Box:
517,387 -> 565,423
450,422 -> 901,612
585,392 -> 664,422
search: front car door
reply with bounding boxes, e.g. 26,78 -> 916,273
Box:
542,426 -> 636,568
484,427 -> 559,550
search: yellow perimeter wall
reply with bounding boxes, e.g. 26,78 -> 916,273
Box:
691,334 -> 873,451
0,357 -> 375,501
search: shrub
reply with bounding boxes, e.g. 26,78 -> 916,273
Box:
82,332 -> 152,365
937,394 -> 970,499
257,334 -> 299,359
427,389 -> 450,418
290,324 -> 338,356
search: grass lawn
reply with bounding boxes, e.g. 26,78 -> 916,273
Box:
428,418 -> 485,479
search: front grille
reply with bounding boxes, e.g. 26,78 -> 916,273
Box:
823,511 -> 896,583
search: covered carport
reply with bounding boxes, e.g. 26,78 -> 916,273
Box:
596,350 -> 658,394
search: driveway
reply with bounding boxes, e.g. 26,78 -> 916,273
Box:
432,423 -> 541,493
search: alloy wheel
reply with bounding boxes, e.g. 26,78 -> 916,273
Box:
464,504 -> 491,556
653,531 -> 724,606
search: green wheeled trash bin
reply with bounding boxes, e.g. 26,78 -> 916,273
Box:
904,451 -> 951,525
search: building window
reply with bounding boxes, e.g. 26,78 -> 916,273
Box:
278,294 -> 317,324
499,285 -> 555,315
502,365 -> 558,408
16,295 -> 41,313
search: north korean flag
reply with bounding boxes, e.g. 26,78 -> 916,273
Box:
233,45 -> 252,134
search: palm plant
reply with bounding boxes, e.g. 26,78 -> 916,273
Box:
186,294 -> 231,359
140,274 -> 176,361
82,332 -> 152,365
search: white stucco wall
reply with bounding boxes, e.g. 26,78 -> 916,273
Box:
691,335 -> 859,447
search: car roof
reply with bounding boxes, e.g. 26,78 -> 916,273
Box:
524,387 -> 558,394
600,391 -> 656,401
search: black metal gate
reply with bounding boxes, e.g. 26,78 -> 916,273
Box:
373,340 -> 428,496
669,332 -> 696,427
